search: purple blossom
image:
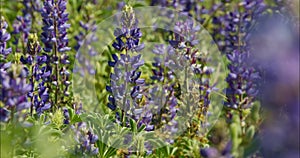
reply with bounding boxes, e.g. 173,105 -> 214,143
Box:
12,0 -> 42,50
200,141 -> 233,158
0,17 -> 12,58
41,0 -> 71,105
74,21 -> 98,76
0,65 -> 32,122
107,5 -> 154,132
224,50 -> 259,109
149,44 -> 178,132
13,15 -> 31,47
211,0 -> 266,54
169,18 -> 215,129
21,34 -> 52,116
73,122 -> 99,155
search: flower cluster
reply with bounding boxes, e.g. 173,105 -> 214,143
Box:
73,122 -> 99,155
41,0 -> 71,106
149,44 -> 180,142
12,0 -> 42,50
211,1 -> 266,54
224,50 -> 259,109
0,65 -> 32,122
0,17 -> 12,59
74,21 -> 98,76
169,19 -> 215,134
106,5 -> 147,129
20,34 -> 52,115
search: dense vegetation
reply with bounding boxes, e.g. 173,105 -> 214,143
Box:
0,0 -> 299,157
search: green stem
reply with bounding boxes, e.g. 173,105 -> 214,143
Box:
121,50 -> 129,126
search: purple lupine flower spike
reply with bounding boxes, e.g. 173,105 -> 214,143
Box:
0,65 -> 32,122
224,50 -> 259,110
41,0 -> 71,106
12,0 -> 42,51
168,18 -> 216,135
73,122 -> 99,155
21,34 -> 52,116
221,1 -> 264,110
106,5 -> 156,138
74,21 -> 98,76
0,17 -> 12,58
212,0 -> 266,54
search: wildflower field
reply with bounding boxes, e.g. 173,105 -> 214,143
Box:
0,0 -> 299,157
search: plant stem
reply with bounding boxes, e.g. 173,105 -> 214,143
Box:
122,49 -> 129,126
30,63 -> 35,116
53,14 -> 59,110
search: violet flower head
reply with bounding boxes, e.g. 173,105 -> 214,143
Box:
73,122 -> 99,155
13,14 -> 31,46
20,34 -> 52,116
149,44 -> 178,133
112,5 -> 144,51
41,0 -> 71,102
41,0 -> 71,53
107,5 -> 151,130
74,21 -> 98,76
212,0 -> 266,54
0,65 -> 32,122
12,0 -> 42,49
167,18 -> 216,134
0,17 -> 12,57
224,50 -> 259,109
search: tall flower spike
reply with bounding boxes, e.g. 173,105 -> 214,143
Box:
0,65 -> 32,122
107,5 -> 150,131
72,122 -> 99,156
20,34 -> 52,116
211,0 -> 266,54
0,17 -> 12,58
12,0 -> 42,51
224,50 -> 259,110
169,18 -> 215,135
41,0 -> 71,107
74,21 -> 98,76
149,44 -> 180,141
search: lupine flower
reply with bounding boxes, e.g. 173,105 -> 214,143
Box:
13,14 -> 31,48
169,18 -> 215,133
0,17 -> 12,58
107,5 -> 147,129
73,122 -> 99,155
74,21 -> 98,76
41,0 -> 71,105
224,50 -> 259,109
211,0 -> 266,54
20,34 -> 52,116
0,65 -> 32,122
200,141 -> 232,158
12,0 -> 42,50
149,44 -> 179,135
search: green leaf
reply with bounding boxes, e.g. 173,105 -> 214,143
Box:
246,125 -> 255,140
130,118 -> 137,133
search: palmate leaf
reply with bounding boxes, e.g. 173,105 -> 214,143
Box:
81,113 -> 130,157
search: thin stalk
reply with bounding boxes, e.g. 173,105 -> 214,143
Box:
30,63 -> 35,116
53,15 -> 59,110
157,51 -> 167,127
121,49 -> 129,126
